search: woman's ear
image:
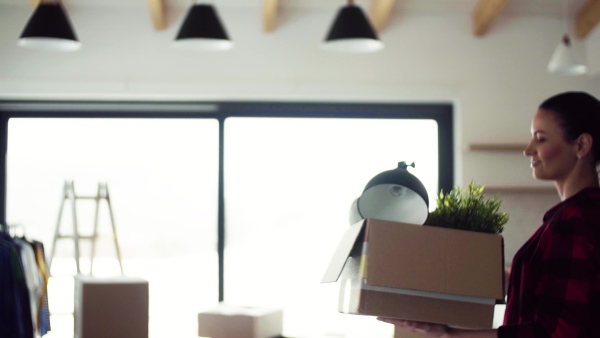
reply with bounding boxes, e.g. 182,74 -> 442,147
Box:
576,133 -> 593,158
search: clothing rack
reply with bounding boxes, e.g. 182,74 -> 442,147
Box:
5,223 -> 25,238
0,222 -> 21,238
0,221 -> 52,337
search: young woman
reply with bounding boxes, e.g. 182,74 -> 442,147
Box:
378,91 -> 600,337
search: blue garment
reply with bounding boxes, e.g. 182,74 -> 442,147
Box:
1,239 -> 25,338
0,234 -> 36,338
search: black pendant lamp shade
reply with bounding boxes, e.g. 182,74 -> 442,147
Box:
349,162 -> 429,225
322,3 -> 384,53
174,4 -> 233,51
18,2 -> 81,51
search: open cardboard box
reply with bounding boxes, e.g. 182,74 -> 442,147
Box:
322,218 -> 505,329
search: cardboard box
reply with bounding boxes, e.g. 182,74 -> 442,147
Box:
322,218 -> 505,329
197,304 -> 283,338
75,276 -> 149,338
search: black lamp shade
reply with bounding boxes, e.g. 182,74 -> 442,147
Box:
174,4 -> 233,51
18,3 -> 81,51
354,162 -> 429,225
322,5 -> 383,53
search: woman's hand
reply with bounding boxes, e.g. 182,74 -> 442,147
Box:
377,317 -> 452,337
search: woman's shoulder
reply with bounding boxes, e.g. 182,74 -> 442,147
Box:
562,187 -> 600,216
551,187 -> 600,234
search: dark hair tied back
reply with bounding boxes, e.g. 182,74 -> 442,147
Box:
539,91 -> 600,163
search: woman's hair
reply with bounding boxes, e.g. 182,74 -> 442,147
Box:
540,91 -> 600,163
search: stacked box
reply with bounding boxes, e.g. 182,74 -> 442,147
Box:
75,276 -> 149,338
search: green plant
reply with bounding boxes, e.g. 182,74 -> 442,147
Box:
424,182 -> 508,234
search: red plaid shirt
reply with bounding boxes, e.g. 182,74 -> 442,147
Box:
498,187 -> 600,338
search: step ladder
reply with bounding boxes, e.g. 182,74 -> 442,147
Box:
48,180 -> 124,276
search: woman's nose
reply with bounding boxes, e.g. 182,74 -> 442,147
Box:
523,140 -> 534,157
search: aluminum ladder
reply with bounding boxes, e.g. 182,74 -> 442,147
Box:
48,180 -> 124,275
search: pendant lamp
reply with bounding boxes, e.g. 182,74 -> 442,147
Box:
547,34 -> 588,75
547,0 -> 587,75
349,162 -> 429,225
174,2 -> 234,51
18,0 -> 81,51
322,0 -> 384,53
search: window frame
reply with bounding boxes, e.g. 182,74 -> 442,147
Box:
0,100 -> 454,301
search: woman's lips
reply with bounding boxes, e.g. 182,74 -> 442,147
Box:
531,160 -> 540,167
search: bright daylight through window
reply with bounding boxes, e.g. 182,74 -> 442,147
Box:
7,118 -> 220,338
4,111 -> 444,338
224,117 -> 438,338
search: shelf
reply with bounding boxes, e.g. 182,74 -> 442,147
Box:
483,186 -> 556,194
464,143 -> 527,152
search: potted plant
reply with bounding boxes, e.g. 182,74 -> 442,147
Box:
424,182 -> 508,234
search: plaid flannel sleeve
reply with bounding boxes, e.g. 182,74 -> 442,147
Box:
498,214 -> 598,338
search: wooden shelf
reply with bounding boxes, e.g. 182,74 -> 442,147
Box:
464,142 -> 554,194
464,143 -> 527,152
483,186 -> 556,194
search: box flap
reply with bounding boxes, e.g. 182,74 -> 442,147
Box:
321,220 -> 366,283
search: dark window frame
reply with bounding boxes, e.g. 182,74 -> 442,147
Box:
0,100 -> 454,301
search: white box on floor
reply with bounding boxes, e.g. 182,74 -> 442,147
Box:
75,276 -> 149,338
197,304 -> 283,338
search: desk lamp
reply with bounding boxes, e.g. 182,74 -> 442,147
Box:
349,161 -> 429,225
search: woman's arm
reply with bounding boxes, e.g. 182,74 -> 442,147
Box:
377,318 -> 497,338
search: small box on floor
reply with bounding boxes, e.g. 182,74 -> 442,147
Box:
75,276 -> 149,338
197,304 -> 283,338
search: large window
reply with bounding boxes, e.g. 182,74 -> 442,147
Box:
224,117 -> 439,337
6,118 -> 220,337
0,102 -> 453,338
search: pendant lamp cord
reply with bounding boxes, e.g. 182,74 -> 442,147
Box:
562,0 -> 569,36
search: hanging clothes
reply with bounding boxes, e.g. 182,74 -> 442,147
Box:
32,240 -> 51,336
0,224 -> 51,338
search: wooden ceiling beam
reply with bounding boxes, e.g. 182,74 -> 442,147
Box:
147,0 -> 166,31
32,0 -> 167,31
472,0 -> 508,37
263,0 -> 278,32
575,0 -> 600,39
370,0 -> 397,33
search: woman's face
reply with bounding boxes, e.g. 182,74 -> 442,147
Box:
523,108 -> 578,181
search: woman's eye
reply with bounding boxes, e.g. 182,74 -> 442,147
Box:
537,138 -> 546,143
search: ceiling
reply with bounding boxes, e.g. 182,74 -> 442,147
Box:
2,0 -> 596,38
0,0 -> 586,14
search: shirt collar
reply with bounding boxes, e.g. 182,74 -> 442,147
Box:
543,186 -> 600,223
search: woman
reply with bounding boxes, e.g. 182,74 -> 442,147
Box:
379,91 -> 600,337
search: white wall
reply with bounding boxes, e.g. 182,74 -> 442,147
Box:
1,3 -> 600,260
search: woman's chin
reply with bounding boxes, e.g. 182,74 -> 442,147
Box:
532,171 -> 552,181
532,168 -> 546,180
